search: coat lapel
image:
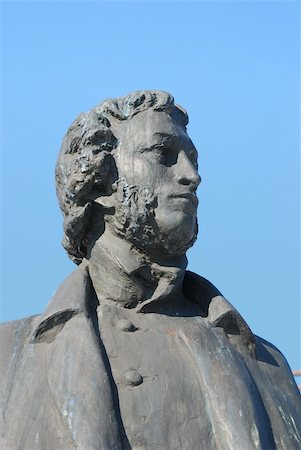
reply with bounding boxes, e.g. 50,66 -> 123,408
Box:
32,262 -> 128,450
183,270 -> 256,357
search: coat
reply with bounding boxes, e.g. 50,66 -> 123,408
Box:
1,263 -> 300,450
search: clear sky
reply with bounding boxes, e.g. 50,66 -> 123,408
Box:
1,1 -> 300,375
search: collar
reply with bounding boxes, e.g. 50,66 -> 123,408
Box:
32,264 -> 256,358
88,232 -> 187,311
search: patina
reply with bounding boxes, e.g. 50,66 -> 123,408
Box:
1,91 -> 300,450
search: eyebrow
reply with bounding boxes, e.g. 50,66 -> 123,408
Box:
136,134 -> 174,153
136,131 -> 197,154
155,132 -> 197,154
153,132 -> 175,139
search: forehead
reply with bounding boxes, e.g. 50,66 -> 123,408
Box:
114,109 -> 190,149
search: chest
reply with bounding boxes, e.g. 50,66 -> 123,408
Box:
97,303 -> 267,450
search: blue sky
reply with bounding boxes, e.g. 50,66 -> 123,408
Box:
1,1 -> 299,375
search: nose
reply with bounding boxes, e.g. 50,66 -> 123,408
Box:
175,150 -> 201,189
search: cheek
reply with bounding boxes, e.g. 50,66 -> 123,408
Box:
119,154 -> 169,188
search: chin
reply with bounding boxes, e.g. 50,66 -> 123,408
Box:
160,217 -> 198,256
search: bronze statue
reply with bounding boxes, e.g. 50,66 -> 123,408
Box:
1,91 -> 300,449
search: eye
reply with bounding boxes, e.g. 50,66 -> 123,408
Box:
153,145 -> 177,167
138,143 -> 178,167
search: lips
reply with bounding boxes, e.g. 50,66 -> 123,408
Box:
172,192 -> 199,206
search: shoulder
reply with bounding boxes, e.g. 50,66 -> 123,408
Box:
0,315 -> 40,347
254,334 -> 296,379
0,315 -> 40,379
252,334 -> 301,424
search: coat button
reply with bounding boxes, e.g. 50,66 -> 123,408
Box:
123,370 -> 143,386
116,319 -> 136,332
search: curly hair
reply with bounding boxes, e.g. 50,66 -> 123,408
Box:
55,90 -> 189,264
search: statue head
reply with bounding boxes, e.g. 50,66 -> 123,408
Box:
56,90 -> 201,264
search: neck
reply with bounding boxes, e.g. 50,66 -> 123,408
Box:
87,227 -> 187,311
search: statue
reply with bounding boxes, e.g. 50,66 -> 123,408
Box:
1,91 -> 300,450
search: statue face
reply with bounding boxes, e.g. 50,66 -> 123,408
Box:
110,109 -> 201,256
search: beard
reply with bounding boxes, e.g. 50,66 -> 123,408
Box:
106,178 -> 198,256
